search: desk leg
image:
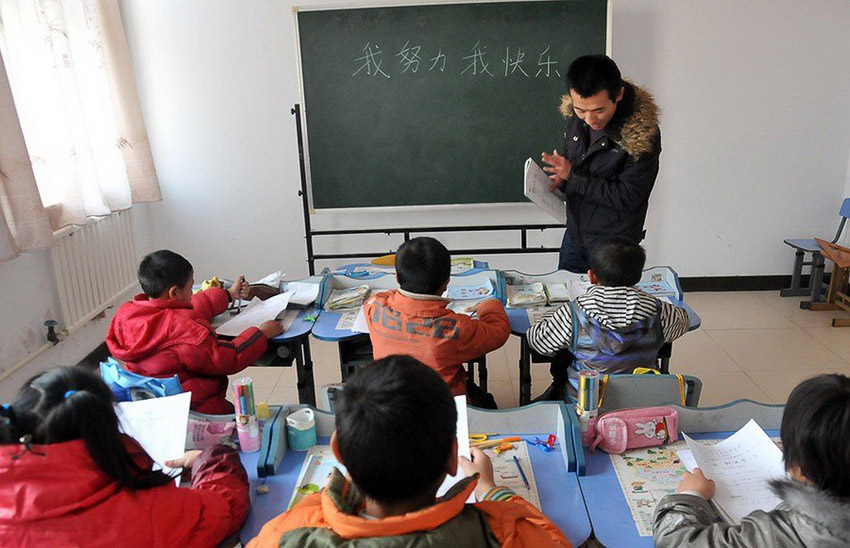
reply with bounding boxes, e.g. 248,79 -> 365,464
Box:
519,336 -> 532,406
478,356 -> 488,393
295,338 -> 316,407
658,342 -> 672,374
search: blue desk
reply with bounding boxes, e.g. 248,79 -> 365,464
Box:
240,402 -> 591,546
576,401 -> 784,547
503,266 -> 702,404
332,260 -> 490,279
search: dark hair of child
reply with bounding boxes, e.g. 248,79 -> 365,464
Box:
0,366 -> 174,490
781,373 -> 850,498
138,249 -> 193,298
566,54 -> 623,101
589,236 -> 646,287
335,355 -> 457,504
395,237 -> 451,295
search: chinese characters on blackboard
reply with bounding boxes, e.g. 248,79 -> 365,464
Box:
353,41 -> 562,79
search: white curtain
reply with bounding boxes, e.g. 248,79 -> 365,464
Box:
0,0 -> 160,240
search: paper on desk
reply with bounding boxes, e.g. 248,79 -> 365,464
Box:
683,419 -> 785,524
351,307 -> 369,334
286,281 -> 320,306
216,291 -> 294,337
437,396 -> 474,502
253,271 -> 285,286
524,158 -> 566,224
117,392 -> 191,485
567,280 -> 592,301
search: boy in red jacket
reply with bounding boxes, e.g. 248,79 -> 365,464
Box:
363,237 -> 510,409
107,250 -> 283,414
248,356 -> 570,548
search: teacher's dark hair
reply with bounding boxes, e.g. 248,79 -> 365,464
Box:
0,366 -> 174,491
335,355 -> 457,504
781,373 -> 850,497
395,237 -> 451,295
566,54 -> 622,101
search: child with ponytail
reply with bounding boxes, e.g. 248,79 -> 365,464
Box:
0,366 -> 250,547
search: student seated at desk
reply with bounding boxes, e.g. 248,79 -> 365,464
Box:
0,366 -> 250,547
526,237 -> 689,401
248,355 -> 570,547
106,250 -> 284,414
364,237 -> 510,409
654,373 -> 850,547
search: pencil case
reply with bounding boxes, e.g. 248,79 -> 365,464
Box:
590,406 -> 678,454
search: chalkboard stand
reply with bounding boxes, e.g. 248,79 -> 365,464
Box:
292,104 -> 563,276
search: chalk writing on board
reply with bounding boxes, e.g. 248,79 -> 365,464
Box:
535,45 -> 561,78
504,47 -> 529,78
396,40 -> 422,73
460,40 -> 494,77
352,43 -> 391,78
351,42 -> 564,79
429,48 -> 447,72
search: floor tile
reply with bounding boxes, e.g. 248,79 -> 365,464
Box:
685,292 -> 795,330
746,366 -> 850,404
690,369 -> 771,407
758,291 -> 839,328
706,328 -> 846,372
667,329 -> 741,374
804,327 -> 850,362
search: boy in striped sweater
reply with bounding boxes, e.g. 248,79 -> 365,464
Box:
527,237 -> 690,401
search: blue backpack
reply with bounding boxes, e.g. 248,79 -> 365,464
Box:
99,357 -> 183,402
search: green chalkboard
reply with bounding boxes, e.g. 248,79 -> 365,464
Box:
296,0 -> 607,209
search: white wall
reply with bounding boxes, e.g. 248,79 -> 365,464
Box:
116,0 -> 850,279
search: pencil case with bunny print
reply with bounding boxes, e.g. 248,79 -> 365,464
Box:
590,406 -> 679,454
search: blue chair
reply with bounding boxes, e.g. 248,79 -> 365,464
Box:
781,198 -> 850,302
99,357 -> 183,402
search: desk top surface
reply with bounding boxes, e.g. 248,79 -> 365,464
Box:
239,434 -> 591,546
578,429 -> 779,547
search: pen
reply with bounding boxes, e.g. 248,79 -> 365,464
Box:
513,456 -> 530,488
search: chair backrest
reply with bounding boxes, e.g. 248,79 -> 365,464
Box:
834,198 -> 850,243
597,373 -> 702,414
99,357 -> 182,402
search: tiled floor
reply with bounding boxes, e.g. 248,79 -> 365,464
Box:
231,291 -> 850,410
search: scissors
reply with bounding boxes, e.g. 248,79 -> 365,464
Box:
469,433 -> 498,444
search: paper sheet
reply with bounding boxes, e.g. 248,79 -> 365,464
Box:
253,271 -> 285,286
567,280 -> 592,301
286,282 -> 320,306
524,158 -> 567,224
437,396 -> 473,502
280,309 -> 300,332
526,306 -> 554,325
609,441 -> 690,536
683,419 -> 785,524
216,291 -> 293,337
485,441 -> 541,509
351,307 -> 370,333
288,445 -> 348,510
117,392 -> 192,484
445,278 -> 494,301
335,310 -> 359,331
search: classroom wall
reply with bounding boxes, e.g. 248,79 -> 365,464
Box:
115,0 -> 850,279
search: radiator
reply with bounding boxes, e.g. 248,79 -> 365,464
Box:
50,210 -> 138,331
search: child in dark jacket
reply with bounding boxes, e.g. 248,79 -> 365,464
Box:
654,373 -> 850,547
526,236 -> 690,401
248,355 -> 570,548
107,250 -> 283,413
0,366 -> 250,547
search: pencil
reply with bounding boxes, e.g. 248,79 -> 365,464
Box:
513,455 -> 530,488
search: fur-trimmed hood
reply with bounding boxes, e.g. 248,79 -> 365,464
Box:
771,479 -> 850,543
559,80 -> 659,158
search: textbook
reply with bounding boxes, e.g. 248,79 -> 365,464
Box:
679,419 -> 785,524
325,285 -> 370,310
506,281 -> 590,308
524,158 -> 567,224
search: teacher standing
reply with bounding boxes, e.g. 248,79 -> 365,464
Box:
542,55 -> 661,273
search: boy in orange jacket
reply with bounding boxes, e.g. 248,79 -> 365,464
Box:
248,355 -> 570,548
363,237 -> 510,408
107,250 -> 284,414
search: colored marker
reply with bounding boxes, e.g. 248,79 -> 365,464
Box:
513,455 -> 530,488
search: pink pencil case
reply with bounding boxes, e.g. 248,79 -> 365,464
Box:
590,406 -> 678,454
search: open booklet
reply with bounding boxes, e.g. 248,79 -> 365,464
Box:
524,158 -> 566,224
506,280 -> 591,308
678,419 -> 785,524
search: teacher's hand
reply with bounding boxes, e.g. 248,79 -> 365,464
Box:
541,149 -> 572,192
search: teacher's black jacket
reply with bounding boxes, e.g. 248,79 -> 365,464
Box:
560,81 -> 661,250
